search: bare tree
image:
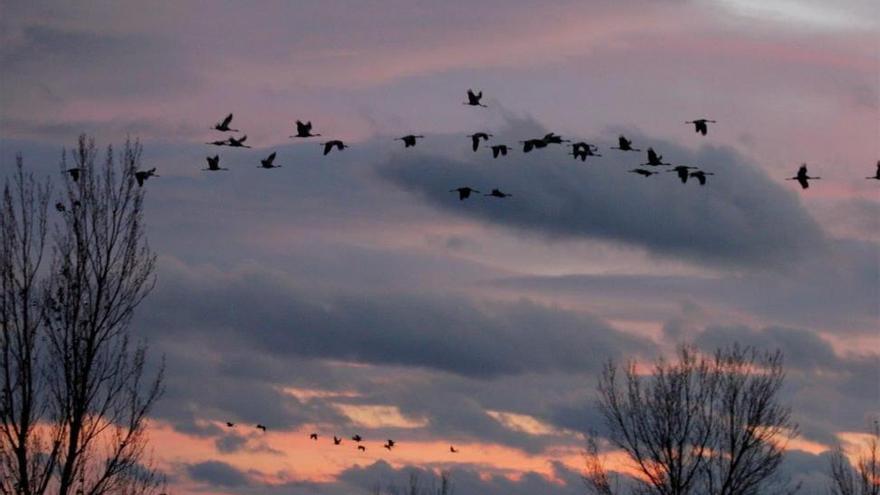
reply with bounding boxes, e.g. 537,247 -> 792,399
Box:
585,344 -> 798,495
828,420 -> 879,495
0,135 -> 164,495
375,470 -> 454,495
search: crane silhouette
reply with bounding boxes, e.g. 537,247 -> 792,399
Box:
309,433 -> 318,440
291,120 -> 321,138
468,132 -> 492,152
357,445 -> 366,452
259,152 -> 280,169
213,113 -> 239,132
689,170 -> 715,185
322,140 -> 348,155
611,135 -> 640,152
396,135 -> 424,148
384,439 -> 395,450
485,188 -> 512,198
256,424 -> 267,432
351,434 -> 363,443
464,89 -> 487,107
206,139 -> 228,146
225,422 -> 235,428
204,155 -> 227,171
227,135 -> 251,148
542,132 -> 570,144
643,148 -> 669,166
669,165 -> 696,183
866,161 -> 880,180
450,446 -> 459,453
450,187 -> 479,200
686,119 -> 716,136
333,436 -> 342,445
629,168 -> 658,177
490,144 -> 510,158
134,168 -> 158,187
787,164 -> 820,189
520,138 -> 548,153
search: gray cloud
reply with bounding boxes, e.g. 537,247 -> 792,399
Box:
378,120 -> 827,269
186,460 -> 250,488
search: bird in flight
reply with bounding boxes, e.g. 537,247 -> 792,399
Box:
333,436 -> 342,445
490,144 -> 510,158
322,140 -> 348,155
227,135 -> 251,148
206,139 -> 228,146
213,113 -> 239,132
135,168 -> 158,187
542,132 -> 570,145
396,135 -> 424,148
611,135 -> 640,152
384,439 -> 395,450
351,434 -> 363,443
259,152 -> 280,169
464,89 -> 487,107
204,155 -> 227,171
309,433 -> 318,440
628,168 -> 657,177
468,132 -> 492,152
291,120 -> 321,138
256,424 -> 267,432
643,148 -> 669,166
689,170 -> 715,186
686,119 -> 716,136
450,187 -> 480,200
450,446 -> 458,453
866,161 -> 880,180
787,164 -> 820,189
669,165 -> 696,183
357,445 -> 366,452
485,188 -> 512,198
520,138 -> 548,153
64,168 -> 81,182
226,422 -> 235,428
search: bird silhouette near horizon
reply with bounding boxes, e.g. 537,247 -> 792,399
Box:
351,434 -> 363,443
450,446 -> 458,453
322,140 -> 348,155
135,168 -> 158,187
357,445 -> 366,452
383,439 -> 395,450
451,187 -> 480,200
226,422 -> 235,428
333,436 -> 342,445
256,424 -> 267,432
204,155 -> 227,171
629,168 -> 657,177
468,132 -> 492,151
206,139 -> 228,146
542,132 -> 569,144
611,135 -> 640,152
464,89 -> 487,107
213,113 -> 240,132
396,135 -> 424,148
259,152 -> 279,169
520,138 -> 548,153
669,165 -> 696,183
686,118 -> 716,136
309,433 -> 318,440
485,188 -> 512,198
787,164 -> 820,189
689,170 -> 715,185
643,147 -> 669,166
227,135 -> 251,148
866,161 -> 880,180
291,120 -> 321,138
490,144 -> 510,158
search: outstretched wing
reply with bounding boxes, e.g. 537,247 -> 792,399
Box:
221,113 -> 233,127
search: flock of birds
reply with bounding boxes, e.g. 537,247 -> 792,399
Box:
223,421 -> 460,456
60,88 -> 879,197
53,89 -> 877,460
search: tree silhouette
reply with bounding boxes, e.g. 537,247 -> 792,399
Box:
0,135 -> 164,495
828,420 -> 879,495
585,344 -> 798,495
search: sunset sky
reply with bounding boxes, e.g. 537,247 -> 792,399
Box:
1,1 -> 878,493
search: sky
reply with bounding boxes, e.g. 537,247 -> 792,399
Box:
1,1 -> 878,494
